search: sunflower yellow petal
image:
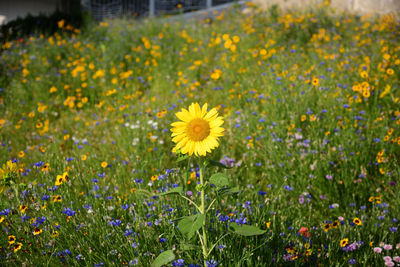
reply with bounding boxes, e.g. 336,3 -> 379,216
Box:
201,103 -> 208,117
204,108 -> 217,120
176,108 -> 192,122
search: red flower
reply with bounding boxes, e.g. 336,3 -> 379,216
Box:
299,227 -> 311,238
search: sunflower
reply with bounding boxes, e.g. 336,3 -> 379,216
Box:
171,103 -> 224,156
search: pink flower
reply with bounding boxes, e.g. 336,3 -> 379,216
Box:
393,256 -> 400,263
383,256 -> 392,262
384,261 -> 394,267
384,244 -> 393,250
374,247 -> 382,253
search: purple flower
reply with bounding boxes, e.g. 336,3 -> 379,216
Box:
348,259 -> 356,265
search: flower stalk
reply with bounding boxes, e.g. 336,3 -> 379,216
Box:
199,158 -> 208,266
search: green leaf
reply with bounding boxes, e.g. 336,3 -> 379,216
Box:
151,250 -> 175,267
178,213 -> 205,239
180,243 -> 199,251
209,173 -> 229,188
134,189 -> 152,198
175,149 -> 189,162
207,160 -> 232,169
218,186 -> 240,196
158,187 -> 183,196
230,224 -> 267,236
177,154 -> 189,162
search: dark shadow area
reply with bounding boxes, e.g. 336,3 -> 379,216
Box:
0,10 -> 86,45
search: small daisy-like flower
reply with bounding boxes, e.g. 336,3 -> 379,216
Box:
52,195 -> 62,202
55,175 -> 63,186
312,77 -> 319,86
8,235 -> 16,245
353,217 -> 362,226
340,238 -> 349,247
33,228 -> 42,235
18,205 -> 27,213
323,223 -> 331,232
62,172 -> 69,182
13,242 -> 22,252
101,161 -> 108,168
171,103 -> 224,156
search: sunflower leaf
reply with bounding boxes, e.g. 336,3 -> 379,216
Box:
207,160 -> 232,169
151,250 -> 175,267
178,214 -> 205,239
175,148 -> 189,162
230,224 -> 267,236
176,154 -> 189,162
180,243 -> 199,251
218,186 -> 240,196
158,186 -> 183,196
134,189 -> 152,198
209,173 -> 229,188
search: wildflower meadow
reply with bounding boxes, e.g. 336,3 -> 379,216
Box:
0,2 -> 399,266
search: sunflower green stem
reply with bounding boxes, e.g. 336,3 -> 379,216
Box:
199,158 -> 208,267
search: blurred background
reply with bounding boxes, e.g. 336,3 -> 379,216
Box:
1,0 -> 399,42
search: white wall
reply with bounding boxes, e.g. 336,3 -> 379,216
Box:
0,0 -> 62,25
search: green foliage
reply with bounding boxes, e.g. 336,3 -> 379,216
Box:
209,173 -> 229,188
178,214 -> 205,239
0,3 -> 399,267
230,224 -> 267,236
151,250 -> 175,267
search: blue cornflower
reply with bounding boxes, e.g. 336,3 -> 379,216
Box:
206,260 -> 218,267
0,209 -> 10,216
129,259 -> 138,265
124,229 -> 133,236
62,208 -> 76,217
108,219 -> 122,226
172,259 -> 185,266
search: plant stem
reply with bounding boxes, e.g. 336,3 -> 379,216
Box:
199,158 -> 208,267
